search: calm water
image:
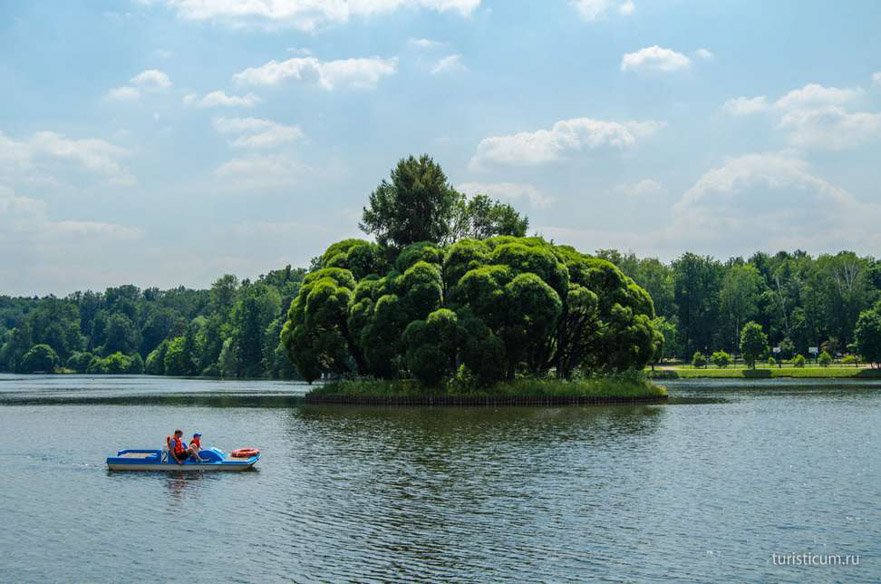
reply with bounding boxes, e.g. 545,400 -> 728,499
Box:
1,375 -> 880,583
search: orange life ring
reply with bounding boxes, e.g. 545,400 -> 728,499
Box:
231,447 -> 260,458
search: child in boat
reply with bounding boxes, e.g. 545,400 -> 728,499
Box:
189,432 -> 202,457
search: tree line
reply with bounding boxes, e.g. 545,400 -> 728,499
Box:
0,266 -> 306,377
3,154 -> 881,377
598,249 -> 881,366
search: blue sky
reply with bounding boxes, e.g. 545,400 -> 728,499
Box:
2,0 -> 880,295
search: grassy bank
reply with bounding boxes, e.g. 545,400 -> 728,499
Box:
648,366 -> 881,379
308,374 -> 667,401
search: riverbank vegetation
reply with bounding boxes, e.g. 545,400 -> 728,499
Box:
309,373 -> 667,400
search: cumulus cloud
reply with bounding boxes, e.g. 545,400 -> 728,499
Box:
778,106 -> 881,150
183,90 -> 261,108
107,68 -> 172,101
669,153 -> 881,253
233,56 -> 397,90
0,186 -> 142,293
722,82 -> 880,150
154,0 -> 480,31
621,46 -> 691,73
614,179 -> 667,198
571,0 -> 634,21
212,117 -> 304,149
693,48 -> 713,60
0,130 -> 134,185
458,181 -> 553,207
431,54 -> 466,74
215,153 -> 305,189
722,96 -> 769,115
408,37 -> 443,49
470,117 -> 665,168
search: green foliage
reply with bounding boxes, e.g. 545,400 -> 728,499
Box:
691,351 -> 708,368
283,234 -> 658,386
768,356 -> 777,367
711,350 -> 731,368
360,155 -> 529,249
854,308 -> 881,366
20,344 -> 59,373
739,321 -> 768,369
66,351 -> 94,373
818,351 -> 833,367
792,354 -> 806,367
842,354 -> 859,366
86,352 -> 143,374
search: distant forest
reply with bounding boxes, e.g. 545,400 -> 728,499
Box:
2,248 -> 880,376
0,266 -> 307,377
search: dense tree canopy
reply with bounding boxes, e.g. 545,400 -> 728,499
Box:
282,237 -> 660,386
360,155 -> 528,249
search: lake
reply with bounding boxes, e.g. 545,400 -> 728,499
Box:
1,375 -> 879,583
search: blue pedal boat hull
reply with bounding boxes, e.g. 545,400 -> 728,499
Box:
106,448 -> 259,471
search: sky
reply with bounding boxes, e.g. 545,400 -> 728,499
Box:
1,0 -> 880,296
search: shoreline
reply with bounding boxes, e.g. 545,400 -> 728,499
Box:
649,367 -> 881,380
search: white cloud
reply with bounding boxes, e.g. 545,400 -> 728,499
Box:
874,72 -> 881,86
0,186 -> 143,294
621,46 -> 691,73
571,0 -> 634,21
722,96 -> 769,115
470,117 -> 665,168
130,69 -> 172,90
668,153 -> 881,253
431,54 -> 466,74
693,48 -> 713,60
408,37 -> 442,49
778,106 -> 881,150
233,56 -> 397,90
107,68 -> 172,100
215,154 -> 305,189
212,117 -> 304,149
184,90 -> 261,108
722,82 -> 880,150
107,86 -> 141,101
458,181 -> 553,207
0,130 -> 134,185
773,83 -> 862,110
614,179 -> 667,198
155,0 -> 480,31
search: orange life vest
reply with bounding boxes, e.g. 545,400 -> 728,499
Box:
190,437 -> 201,449
169,436 -> 185,454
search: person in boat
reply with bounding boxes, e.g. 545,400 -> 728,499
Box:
166,429 -> 201,464
189,432 -> 202,456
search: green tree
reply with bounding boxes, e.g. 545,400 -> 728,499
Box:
739,321 -> 768,369
673,253 -> 723,357
711,350 -> 731,368
854,308 -> 881,367
20,344 -> 59,373
720,264 -> 763,351
448,194 -> 528,242
360,155 -> 462,248
818,351 -> 833,367
691,351 -> 707,368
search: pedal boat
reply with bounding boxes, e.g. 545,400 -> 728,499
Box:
106,447 -> 260,471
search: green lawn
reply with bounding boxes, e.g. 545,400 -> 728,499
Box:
648,365 -> 881,379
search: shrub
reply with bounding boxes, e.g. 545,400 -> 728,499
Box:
66,351 -> 94,373
767,356 -> 776,367
20,344 -> 59,373
710,351 -> 731,368
818,351 -> 833,367
792,354 -> 806,368
691,351 -> 708,368
842,354 -> 859,367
